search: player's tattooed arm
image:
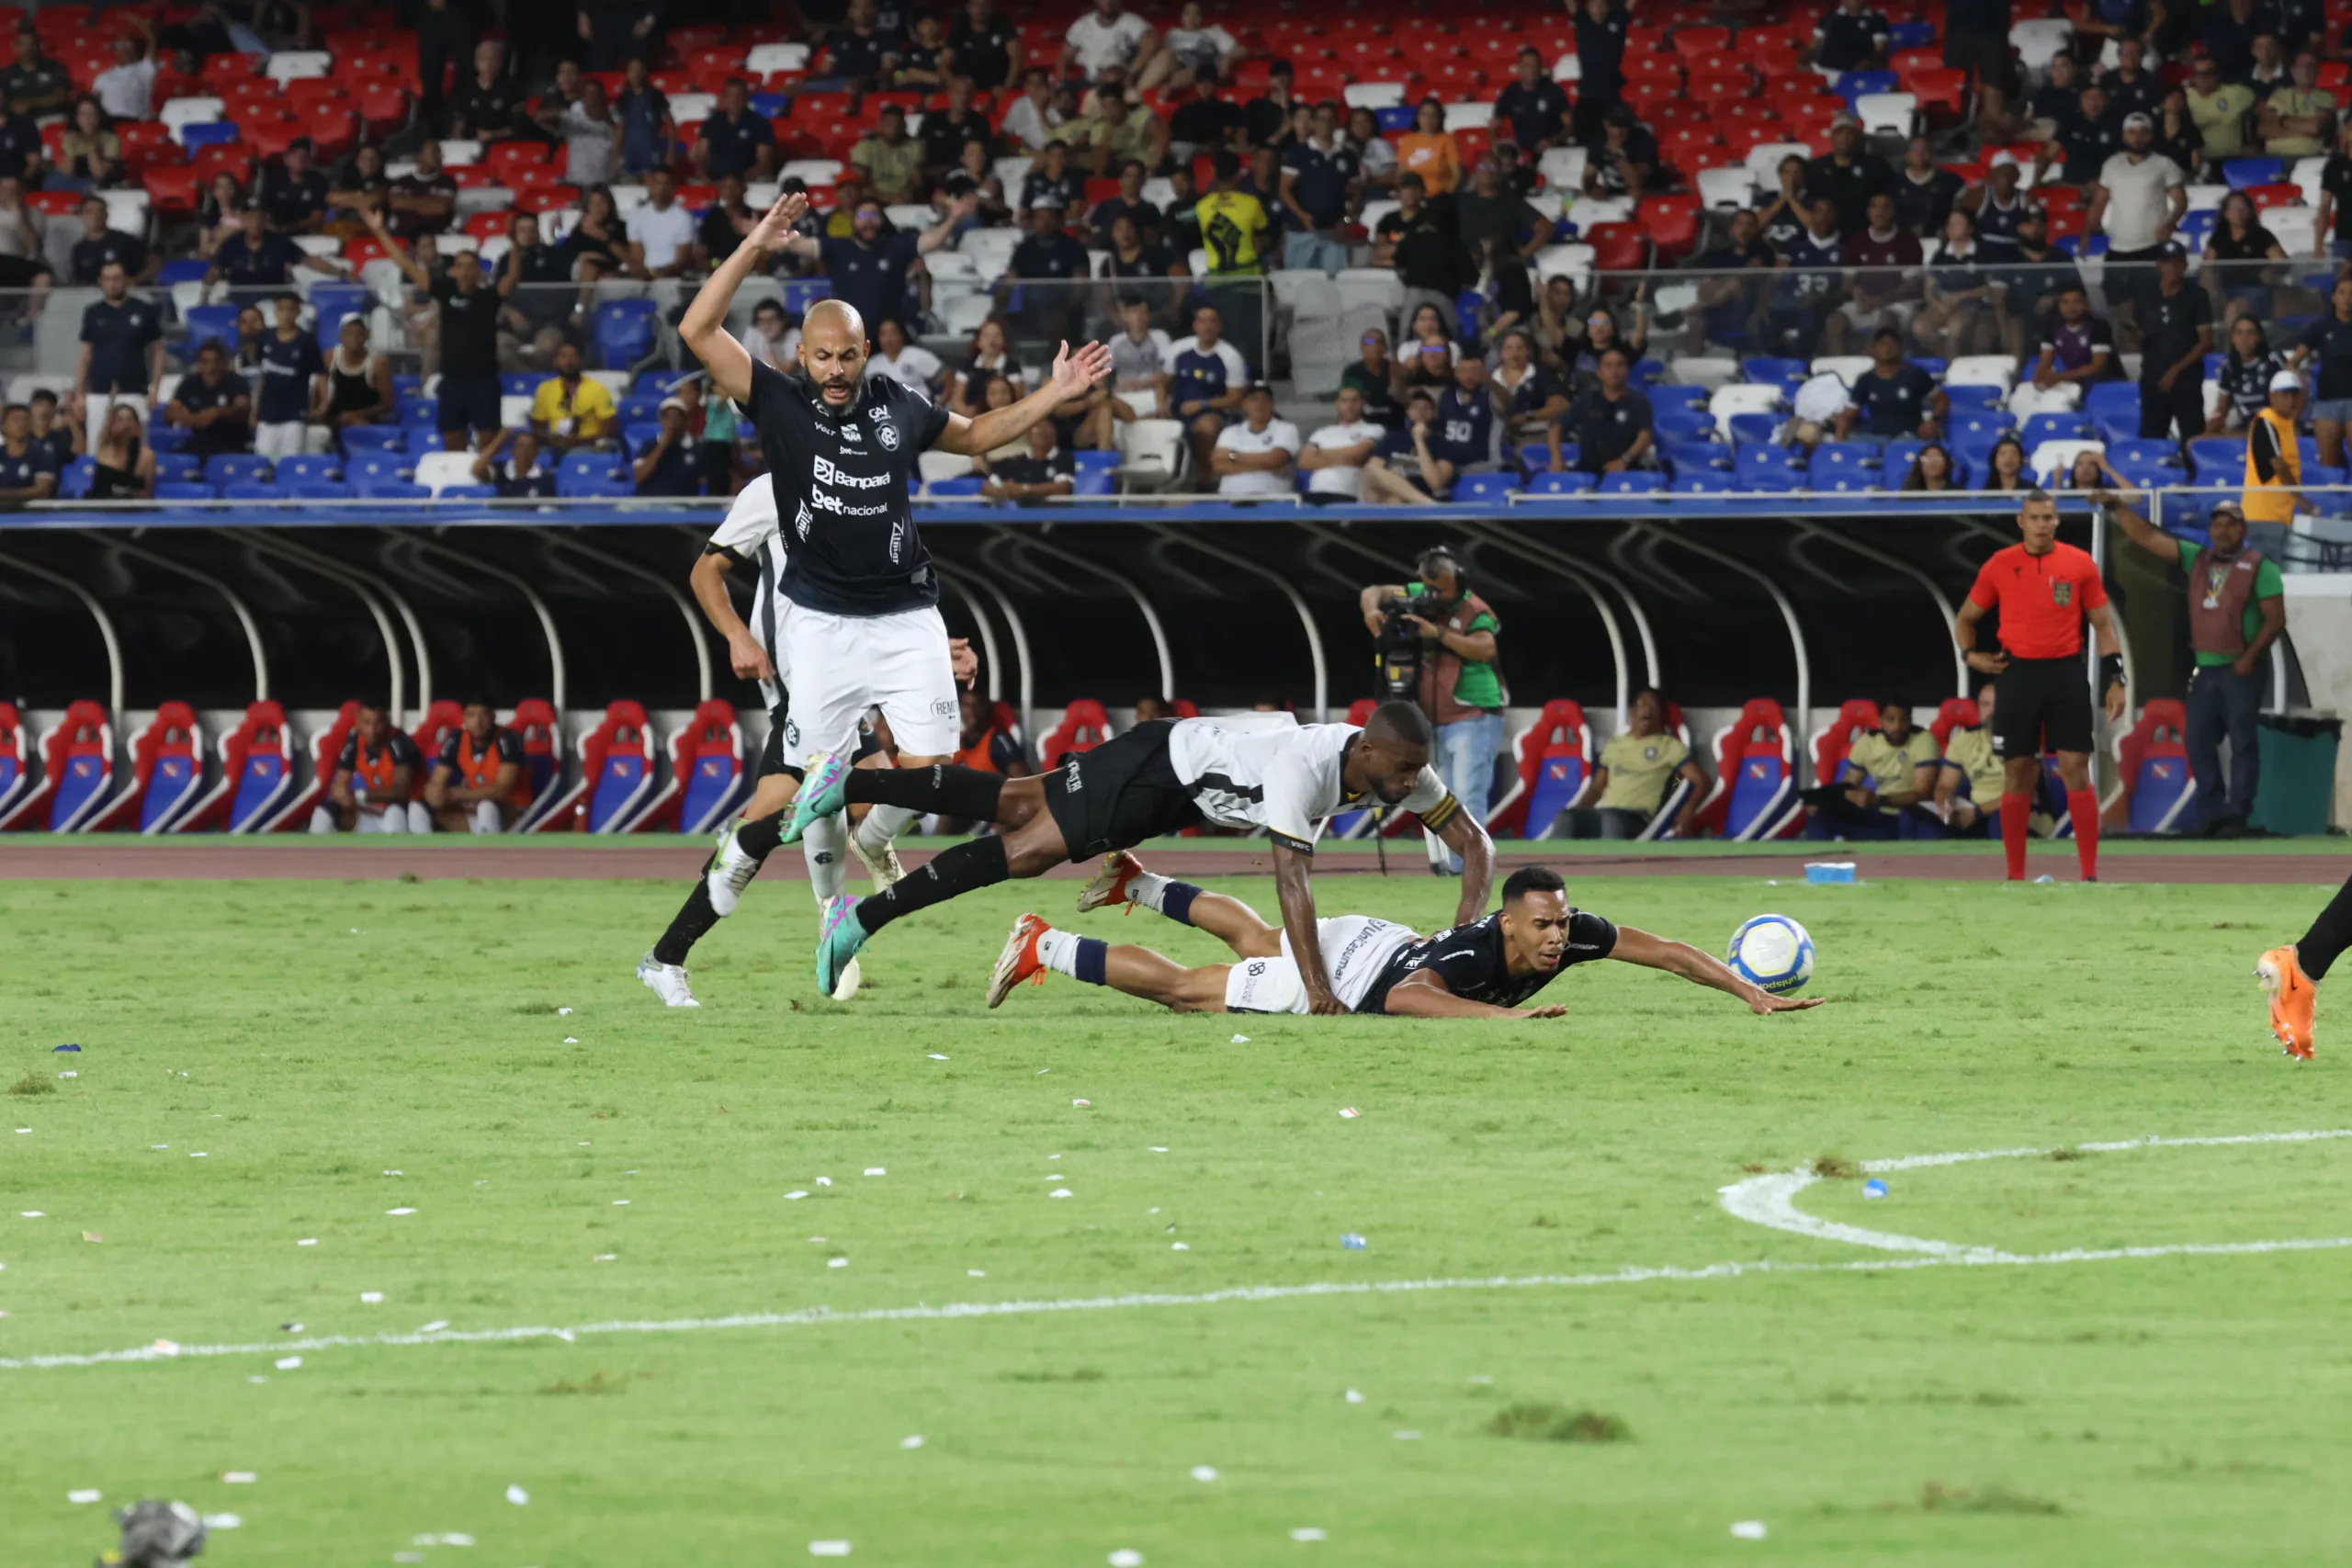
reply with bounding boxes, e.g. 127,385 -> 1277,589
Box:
1608,925 -> 1825,1015
681,189 -> 811,405
1383,971 -> 1567,1020
1270,841 -> 1345,1016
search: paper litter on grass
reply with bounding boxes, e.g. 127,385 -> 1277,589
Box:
57,1071 -> 75,1078
360,1292 -> 384,1303
1230,1034 -> 1250,1043
413,1531 -> 473,1546
504,1483 -> 529,1506
927,1053 -> 949,1060
1072,1099 -> 1091,1107
221,1471 -> 256,1483
420,1321 -> 448,1333
612,1200 -> 629,1206
1338,1108 -> 1360,1119
1190,1465 -> 1219,1483
563,1037 -> 579,1044
1290,1528 -> 1327,1541
275,1356 -> 301,1370
816,1177 -> 832,1187
828,1258 -> 848,1269
386,1208 -> 416,1216
900,1435 -> 924,1449
1393,1430 -> 1421,1441
1108,1551 -> 1144,1567
808,1541 -> 852,1557
18,1212 -> 41,1218
1345,1390 -> 1364,1404
202,1514 -> 242,1529
865,1168 -> 886,1176
558,1008 -> 572,1015
785,1190 -> 809,1201
968,1269 -> 986,1277
67,1489 -> 101,1504
1731,1521 -> 1767,1540
297,1238 -> 317,1247
1050,1189 -> 1073,1199
1170,1242 -> 1189,1250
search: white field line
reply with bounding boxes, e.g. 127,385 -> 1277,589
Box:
1716,1126 -> 2352,1258
5,1130 -> 2348,1374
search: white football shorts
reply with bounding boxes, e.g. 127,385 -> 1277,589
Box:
776,598 -> 958,760
1222,916 -> 1418,1015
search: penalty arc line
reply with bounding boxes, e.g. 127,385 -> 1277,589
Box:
3,1235 -> 2350,1372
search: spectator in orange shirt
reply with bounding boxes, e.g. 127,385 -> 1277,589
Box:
424,700 -> 531,832
1396,96 -> 1463,197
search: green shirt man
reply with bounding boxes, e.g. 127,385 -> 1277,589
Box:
2176,536 -> 2284,667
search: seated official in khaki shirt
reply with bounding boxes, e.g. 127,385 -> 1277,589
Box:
1806,701 -> 1943,840
1553,689 -> 1706,840
1934,685 -> 2008,837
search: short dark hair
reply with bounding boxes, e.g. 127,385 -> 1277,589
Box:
1364,698 -> 1433,750
2023,487 -> 2055,509
1872,327 -> 1901,345
275,291 -> 301,309
1115,291 -> 1148,310
1211,149 -> 1240,181
28,387 -> 54,406
1598,344 -> 1632,366
1502,866 -> 1566,904
196,337 -> 225,357
0,401 -> 25,419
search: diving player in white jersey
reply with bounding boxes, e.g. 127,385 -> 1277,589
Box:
674,186 -> 1112,999
990,860 -> 1826,1020
786,698 -> 1497,1010
635,472 -> 978,1007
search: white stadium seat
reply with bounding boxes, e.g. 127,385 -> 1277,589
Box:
1744,141 -> 1815,186
1536,145 -> 1588,193
782,159 -> 845,186
1709,382 -> 1785,438
2033,438 -> 2103,485
1808,355 -> 1872,387
414,451 -> 481,496
2294,154 -> 2329,206
670,93 -> 718,125
439,140 -> 483,166
918,449 -> 975,485
1662,355 -> 1737,390
99,190 -> 150,236
1335,267 -> 1403,317
1566,197 -> 1631,229
1442,102 -> 1494,131
746,42 -> 811,75
500,393 -> 533,428
2183,184 -> 2228,212
455,185 -> 516,216
1946,355 -> 2019,391
1533,243 -> 1595,289
2007,381 -> 2083,417
1856,92 -> 1917,137
1552,51 -> 1579,82
1114,418 -> 1188,490
160,97 -> 224,142
1358,199 -> 1398,234
1697,166 -> 1758,209
2267,207 -> 2319,256
885,203 -> 935,231
991,154 -> 1033,190
2009,18 -> 2074,73
1344,83 -> 1405,109
265,51 -> 330,82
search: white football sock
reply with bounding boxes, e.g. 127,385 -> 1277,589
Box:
1035,927 -> 1084,976
803,814 -> 848,905
1128,869 -> 1172,912
855,802 -> 920,852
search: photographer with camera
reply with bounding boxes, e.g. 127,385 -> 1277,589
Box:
1357,547 -> 1503,873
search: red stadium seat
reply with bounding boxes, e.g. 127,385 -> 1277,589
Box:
181,700 -> 298,834
516,184 -> 582,213
88,701 -> 207,834
1487,698 -> 1591,838
1584,221 -> 1649,271
1814,697 -> 1884,787
1641,193 -> 1704,259
1673,24 -> 1733,57
142,164 -> 200,216
511,698 -> 565,829
2108,698 -> 2195,833
0,699 -> 116,834
2248,183 -> 2303,210
243,118 -> 308,158
537,701 -> 658,833
1039,701 -> 1112,771
0,700 -> 26,826
1696,697 -> 1799,840
193,142 -> 256,182
640,699 -> 748,835
356,82 -> 413,136
1930,696 -> 1981,756
408,701 -> 465,803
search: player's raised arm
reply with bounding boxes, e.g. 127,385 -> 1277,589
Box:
934,337 -> 1114,455
680,190 -> 810,406
1608,925 -> 1824,1013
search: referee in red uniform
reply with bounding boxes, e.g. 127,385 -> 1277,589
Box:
1951,490 -> 2128,882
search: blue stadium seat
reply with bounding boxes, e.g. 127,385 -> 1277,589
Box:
782,278 -> 833,315
1725,412 -> 1779,446
1940,382 -> 2004,411
180,121 -> 239,150
277,454 -> 342,483
1453,288 -> 1483,344
1886,19 -> 1937,48
1456,472 -> 1517,502
346,452 -> 408,483
632,370 -> 682,395
1811,469 -> 1879,492
437,483 -> 497,500
156,258 -> 210,286
2177,209 -> 2218,252
1523,470 -> 1595,494
1951,430 -> 2010,468
183,303 -> 238,351
1946,409 -> 2016,441
405,425 -> 447,456
1833,69 -> 1897,106
205,454 -> 272,488
2106,437 -> 2180,469
1736,445 -> 1804,481
501,372 -> 541,397
1906,355 -> 1949,378
340,424 -> 401,452
220,479 -> 285,500
557,451 -> 626,496
2222,157 -> 2284,189
354,479 -> 431,499
285,479 -> 350,500
1629,357 -> 1666,386
1739,467 -> 1804,492
1883,438 -> 1930,475
1662,440 -> 1731,476
2087,385 -> 2143,443
1655,403 -> 1716,440
1375,104 -> 1415,132
59,454 -> 94,499
1743,355 -> 1807,389
156,480 -> 210,500
1515,441 -> 1556,473
928,474 -> 986,497
399,397 -> 441,426
308,283 -> 368,343
392,373 -> 424,400
2021,412 -> 2090,446
623,420 -> 662,452
147,424 -> 190,452
2188,436 -> 2245,478
155,450 -> 201,483
617,393 -> 663,423
1598,469 -> 1665,494
1648,383 -> 1708,412
1672,470 -> 1736,492
1809,442 -> 1881,471
1074,450 -> 1118,478
590,299 -> 661,367
2057,234 -> 2110,257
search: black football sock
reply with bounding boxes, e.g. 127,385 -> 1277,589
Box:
735,810 -> 787,862
651,872 -> 719,966
842,762 -> 1006,822
855,835 -> 1010,935
2296,874 -> 2352,979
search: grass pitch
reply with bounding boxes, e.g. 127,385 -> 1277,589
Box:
5,862 -> 2351,1566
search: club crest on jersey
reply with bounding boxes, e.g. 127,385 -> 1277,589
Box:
873,415 -> 899,450
2052,581 -> 2073,605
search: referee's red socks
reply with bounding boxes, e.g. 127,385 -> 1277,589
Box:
2068,789 -> 2099,881
2000,794 -> 2030,880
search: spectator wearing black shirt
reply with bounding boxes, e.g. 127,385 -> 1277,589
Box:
1021,141 -> 1090,219
1168,75 -> 1243,159
2032,287 -> 2119,398
777,196 -> 969,343
1,26 -> 69,118
1459,153 -> 1546,265
68,197 -> 149,286
1375,174 -> 1472,331
2205,186 -> 2288,324
0,85 -> 42,186
1279,104 -> 1359,275
2028,51 -> 2084,134
1582,102 -> 1657,201
69,260 -> 161,440
1770,197 -> 1846,357
472,427 -> 557,497
449,38 -> 521,141
1916,208 -> 1999,360
1239,59 -> 1297,151
946,0 -> 1023,91
258,140 -> 330,234
1091,162 -> 1163,248
1362,386 -> 1453,502
1806,117 -> 1895,233
1963,153 -> 2041,263
1996,211 -> 2087,359
166,340 -> 252,458
1000,198 -> 1092,343
633,397 -> 705,497
2295,276 -> 2352,465
208,204 -> 340,299
385,140 -> 458,244
2143,244 -> 2216,440
2203,0 -> 2276,83
1758,154 -> 1814,252
1560,344 -> 1653,476
1494,47 -> 1571,154
979,420 -> 1076,503
313,704 -> 423,833
894,13 -> 951,88
1836,329 -> 1945,446
2317,118 -> 2352,259
1570,0 -> 1631,144
2041,85 -> 2121,186
2209,316 -> 2289,432
1892,136 -> 1964,238
26,389 -> 75,474
1837,192 -> 1924,354
1690,208 -> 1774,355
1808,0 -> 1890,74
0,401 -> 55,499
824,0 -> 899,92
922,77 -> 992,183
695,78 -> 779,184
697,174 -> 759,270
424,701 -> 529,833
499,210 -> 576,351
253,293 -> 325,460
369,207 -> 509,451
2099,38 -> 2165,122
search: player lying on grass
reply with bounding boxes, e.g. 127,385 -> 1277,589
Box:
785,699 -> 1495,1008
988,857 -> 1826,1018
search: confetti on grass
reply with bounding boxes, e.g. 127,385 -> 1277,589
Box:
1731,1522 -> 1768,1540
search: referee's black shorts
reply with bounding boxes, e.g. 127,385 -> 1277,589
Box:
1993,655 -> 2095,759
1041,718 -> 1204,862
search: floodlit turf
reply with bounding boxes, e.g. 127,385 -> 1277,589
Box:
5,866 -> 2352,1566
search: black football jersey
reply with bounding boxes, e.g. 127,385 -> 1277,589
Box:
749,357 -> 951,615
1361,908 -> 1618,1013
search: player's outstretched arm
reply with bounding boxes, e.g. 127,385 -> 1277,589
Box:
934,338 -> 1114,455
2090,490 -> 2177,563
1270,841 -> 1344,1015
1436,808 -> 1495,926
1383,971 -> 1567,1020
1609,925 -> 1824,1014
681,190 -> 810,406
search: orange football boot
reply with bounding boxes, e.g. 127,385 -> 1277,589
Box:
988,912 -> 1052,1009
2256,946 -> 2316,1060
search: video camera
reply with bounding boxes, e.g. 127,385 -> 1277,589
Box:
1374,547 -> 1462,700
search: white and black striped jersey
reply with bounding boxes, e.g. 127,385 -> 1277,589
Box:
1166,715 -> 1456,852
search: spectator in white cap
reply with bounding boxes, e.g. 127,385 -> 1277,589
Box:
1959,149 -> 2040,264
632,396 -> 703,497
2086,111 -> 2188,299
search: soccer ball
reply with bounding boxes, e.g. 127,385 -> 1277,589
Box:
1726,914 -> 1815,996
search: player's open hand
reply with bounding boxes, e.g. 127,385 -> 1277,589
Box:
1750,992 -> 1825,1014
751,190 -> 810,250
1047,339 -> 1114,400
949,636 -> 978,687
1519,1004 -> 1569,1019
